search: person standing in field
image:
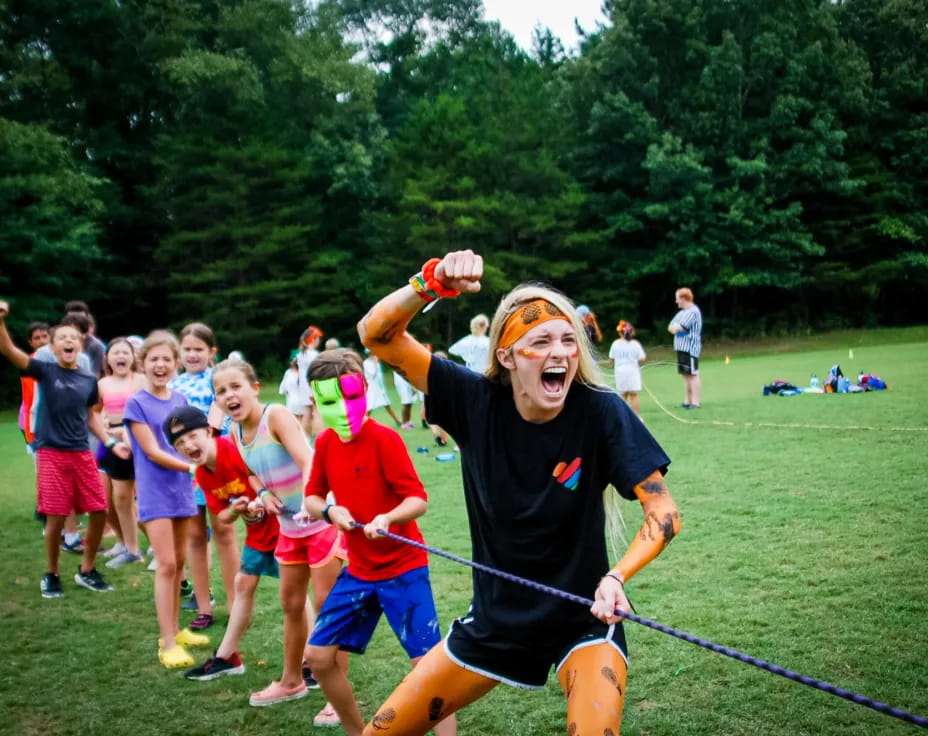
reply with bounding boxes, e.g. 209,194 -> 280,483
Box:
169,322 -> 240,632
667,287 -> 702,409
296,326 -> 324,439
124,330 -> 211,667
301,348 -> 457,734
608,321 -> 646,415
214,358 -> 345,717
357,250 -> 680,736
0,301 -> 129,599
448,313 -> 490,373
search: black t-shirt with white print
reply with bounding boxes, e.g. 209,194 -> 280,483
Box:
426,357 -> 670,641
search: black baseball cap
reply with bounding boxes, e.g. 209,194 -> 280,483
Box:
163,406 -> 209,446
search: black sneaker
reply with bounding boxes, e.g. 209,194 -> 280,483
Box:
302,663 -> 320,689
74,567 -> 114,593
185,652 -> 245,681
41,572 -> 62,599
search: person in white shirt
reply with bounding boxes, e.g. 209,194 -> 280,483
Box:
608,321 -> 646,415
279,359 -> 304,418
448,313 -> 490,373
363,352 -> 402,426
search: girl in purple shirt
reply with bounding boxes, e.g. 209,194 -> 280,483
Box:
124,330 -> 210,669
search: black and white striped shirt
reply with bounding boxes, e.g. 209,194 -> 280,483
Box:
671,305 -> 702,357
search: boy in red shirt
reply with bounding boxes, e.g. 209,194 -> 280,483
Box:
302,349 -> 456,735
164,406 -> 280,680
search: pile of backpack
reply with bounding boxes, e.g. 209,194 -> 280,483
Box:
763,364 -> 889,396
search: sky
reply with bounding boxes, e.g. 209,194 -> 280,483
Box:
482,0 -> 608,52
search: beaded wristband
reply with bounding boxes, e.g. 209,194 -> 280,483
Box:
408,258 -> 462,304
409,273 -> 440,303
258,489 -> 272,501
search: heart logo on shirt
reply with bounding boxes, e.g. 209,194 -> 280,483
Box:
552,458 -> 582,490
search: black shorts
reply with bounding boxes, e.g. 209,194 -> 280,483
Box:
97,445 -> 135,481
444,614 -> 628,689
676,351 -> 699,376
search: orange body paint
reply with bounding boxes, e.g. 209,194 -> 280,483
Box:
516,347 -> 544,359
358,287 -> 432,393
614,470 -> 681,582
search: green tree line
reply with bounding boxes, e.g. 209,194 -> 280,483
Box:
1,0 -> 925,398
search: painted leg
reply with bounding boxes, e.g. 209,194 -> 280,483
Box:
557,641 -> 628,735
362,645 -> 496,736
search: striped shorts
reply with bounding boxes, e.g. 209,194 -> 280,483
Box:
36,448 -> 107,516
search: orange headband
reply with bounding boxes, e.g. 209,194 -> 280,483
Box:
499,300 -> 570,350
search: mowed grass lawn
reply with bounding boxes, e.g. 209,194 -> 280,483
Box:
0,330 -> 926,736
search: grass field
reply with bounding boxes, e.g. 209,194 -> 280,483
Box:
0,330 -> 926,736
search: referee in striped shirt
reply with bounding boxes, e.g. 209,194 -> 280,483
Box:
668,288 -> 702,409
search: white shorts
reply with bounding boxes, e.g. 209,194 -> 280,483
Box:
613,364 -> 642,393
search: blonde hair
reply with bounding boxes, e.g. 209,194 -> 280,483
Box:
486,283 -> 606,389
470,313 -> 489,336
486,284 -> 626,555
213,358 -> 259,386
138,330 -> 180,364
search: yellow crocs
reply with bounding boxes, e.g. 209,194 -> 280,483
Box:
159,644 -> 194,669
175,628 -> 211,647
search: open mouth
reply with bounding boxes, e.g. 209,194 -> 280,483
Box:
541,366 -> 567,395
225,400 -> 242,415
187,448 -> 204,463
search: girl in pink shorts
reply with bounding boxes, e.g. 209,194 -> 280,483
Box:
214,357 -> 347,719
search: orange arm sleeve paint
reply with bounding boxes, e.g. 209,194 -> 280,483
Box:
613,470 -> 681,583
357,285 -> 433,394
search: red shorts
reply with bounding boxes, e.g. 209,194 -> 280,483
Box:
275,525 -> 348,568
36,448 -> 107,516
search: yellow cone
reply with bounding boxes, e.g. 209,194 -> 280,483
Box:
849,349 -> 854,359
725,355 -> 730,365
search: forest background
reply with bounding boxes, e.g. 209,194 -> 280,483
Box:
1,0 -> 925,403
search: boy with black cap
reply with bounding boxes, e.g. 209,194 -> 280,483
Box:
163,405 -> 281,680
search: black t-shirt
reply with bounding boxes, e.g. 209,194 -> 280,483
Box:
23,358 -> 99,451
427,357 -> 670,639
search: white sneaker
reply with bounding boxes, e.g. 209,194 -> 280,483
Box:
106,551 -> 144,568
104,542 -> 127,559
147,556 -> 158,571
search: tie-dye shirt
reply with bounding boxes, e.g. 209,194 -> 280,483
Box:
233,404 -> 325,539
169,368 -> 214,415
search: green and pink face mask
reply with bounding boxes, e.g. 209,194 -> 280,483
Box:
311,373 -> 367,439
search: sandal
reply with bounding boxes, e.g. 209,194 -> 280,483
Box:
313,704 -> 341,728
159,644 -> 194,669
175,627 -> 211,647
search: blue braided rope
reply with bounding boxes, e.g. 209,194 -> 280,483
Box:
350,522 -> 928,729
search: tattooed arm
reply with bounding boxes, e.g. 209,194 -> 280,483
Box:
357,250 -> 483,394
591,470 -> 681,624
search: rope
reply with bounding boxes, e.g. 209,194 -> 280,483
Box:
350,521 -> 928,729
637,362 -> 928,432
